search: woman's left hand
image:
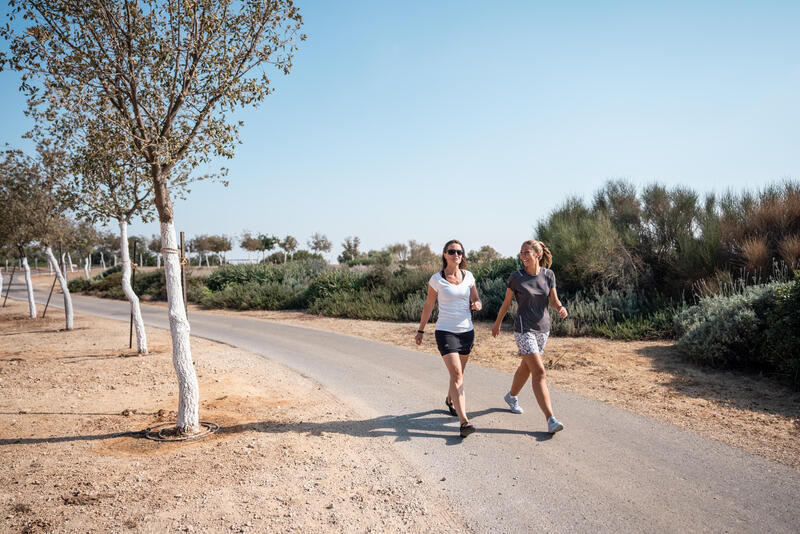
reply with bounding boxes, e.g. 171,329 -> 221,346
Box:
557,305 -> 568,319
471,300 -> 482,311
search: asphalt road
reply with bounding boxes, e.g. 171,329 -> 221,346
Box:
5,279 -> 800,533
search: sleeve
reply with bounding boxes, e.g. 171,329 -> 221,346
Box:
506,272 -> 516,290
467,271 -> 475,288
549,269 -> 556,290
428,273 -> 439,291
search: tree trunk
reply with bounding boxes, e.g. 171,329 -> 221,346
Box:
205,254 -> 210,267
45,246 -> 73,330
101,254 -> 106,270
67,252 -> 74,272
84,257 -> 90,279
152,166 -> 200,434
114,255 -> 117,267
120,220 -> 148,354
22,257 -> 36,319
157,254 -> 161,268
160,221 -> 199,432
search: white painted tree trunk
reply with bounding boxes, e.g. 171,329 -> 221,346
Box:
22,257 -> 36,318
67,252 -> 74,272
119,220 -> 148,354
205,254 -> 210,267
101,254 -> 106,270
160,221 -> 199,432
139,253 -> 143,267
156,254 -> 161,268
45,246 -> 73,330
114,255 -> 117,267
84,257 -> 90,279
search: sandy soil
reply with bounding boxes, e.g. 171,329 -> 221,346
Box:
0,299 -> 470,533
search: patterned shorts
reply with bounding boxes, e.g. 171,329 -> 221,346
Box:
514,331 -> 549,355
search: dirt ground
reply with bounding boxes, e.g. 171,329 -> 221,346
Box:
0,299 -> 469,534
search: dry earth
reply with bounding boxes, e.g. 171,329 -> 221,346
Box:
0,299 -> 470,534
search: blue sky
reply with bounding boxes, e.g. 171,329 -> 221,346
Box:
2,1 -> 799,259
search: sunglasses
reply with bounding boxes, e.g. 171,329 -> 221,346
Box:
446,249 -> 463,256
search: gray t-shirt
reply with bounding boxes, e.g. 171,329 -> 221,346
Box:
507,268 -> 556,333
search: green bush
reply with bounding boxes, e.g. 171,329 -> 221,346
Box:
205,260 -> 327,291
763,275 -> 800,388
674,280 -> 799,385
200,280 -> 308,310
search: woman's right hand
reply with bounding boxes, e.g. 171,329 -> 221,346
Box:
491,323 -> 500,338
415,332 -> 423,345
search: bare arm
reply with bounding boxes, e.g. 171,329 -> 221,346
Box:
415,285 -> 438,345
492,288 -> 515,337
549,288 -> 568,318
469,284 -> 482,311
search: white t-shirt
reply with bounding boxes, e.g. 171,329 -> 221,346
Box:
428,270 -> 475,334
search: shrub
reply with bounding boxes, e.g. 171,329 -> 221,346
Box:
200,280 -> 308,310
762,274 -> 800,388
674,282 -> 783,370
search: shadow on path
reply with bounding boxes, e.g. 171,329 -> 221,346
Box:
0,408 -> 554,446
221,407 -> 555,446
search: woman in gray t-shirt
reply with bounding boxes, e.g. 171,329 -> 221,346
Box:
492,240 -> 568,434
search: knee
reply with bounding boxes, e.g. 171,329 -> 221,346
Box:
450,371 -> 464,385
531,365 -> 546,380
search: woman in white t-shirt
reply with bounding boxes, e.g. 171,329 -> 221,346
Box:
415,239 -> 483,438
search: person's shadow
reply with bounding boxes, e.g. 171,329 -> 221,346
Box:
0,407 -> 555,446
219,407 -> 556,446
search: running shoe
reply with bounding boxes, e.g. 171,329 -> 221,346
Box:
504,391 -> 523,414
460,422 -> 476,438
445,396 -> 457,417
547,416 -> 564,434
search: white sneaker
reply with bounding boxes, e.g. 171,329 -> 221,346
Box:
547,416 -> 564,434
504,391 -> 523,414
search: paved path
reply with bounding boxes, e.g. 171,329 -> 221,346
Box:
5,281 -> 800,533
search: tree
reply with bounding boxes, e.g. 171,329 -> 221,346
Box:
307,232 -> 332,255
407,240 -> 436,267
467,245 -> 501,264
206,235 -> 232,264
338,236 -> 361,264
0,148 -> 75,328
258,234 -> 278,262
148,234 -> 162,267
386,243 -> 409,264
61,118 -> 158,353
240,232 -> 262,261
2,0 -> 305,434
279,235 -> 298,263
189,235 -> 211,266
0,150 -> 42,318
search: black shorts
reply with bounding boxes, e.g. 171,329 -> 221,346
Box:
435,329 -> 474,356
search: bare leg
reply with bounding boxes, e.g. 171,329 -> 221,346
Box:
509,361 -> 530,396
447,354 -> 470,404
442,353 -> 469,424
522,353 -> 554,420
